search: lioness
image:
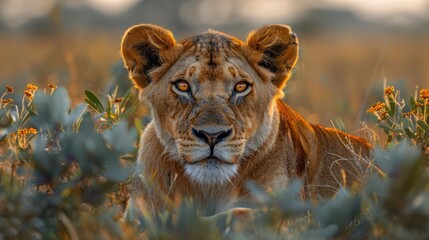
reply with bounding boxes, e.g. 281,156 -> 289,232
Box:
121,24 -> 371,219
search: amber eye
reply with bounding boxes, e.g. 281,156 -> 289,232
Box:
234,82 -> 249,93
174,80 -> 190,92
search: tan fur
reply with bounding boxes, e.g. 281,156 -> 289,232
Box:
120,24 -> 371,218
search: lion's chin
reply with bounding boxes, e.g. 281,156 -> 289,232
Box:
184,158 -> 238,185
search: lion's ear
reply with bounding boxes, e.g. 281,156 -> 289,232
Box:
245,24 -> 299,89
121,24 -> 176,89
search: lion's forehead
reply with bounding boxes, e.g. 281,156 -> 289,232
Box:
166,31 -> 254,91
181,31 -> 243,70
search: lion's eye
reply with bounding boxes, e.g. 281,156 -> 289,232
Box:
234,82 -> 249,93
174,80 -> 190,92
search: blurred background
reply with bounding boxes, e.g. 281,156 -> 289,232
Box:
1,0 -> 428,131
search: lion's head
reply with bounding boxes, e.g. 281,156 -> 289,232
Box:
121,24 -> 299,185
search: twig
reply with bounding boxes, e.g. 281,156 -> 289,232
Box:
354,38 -> 389,128
59,211 -> 79,240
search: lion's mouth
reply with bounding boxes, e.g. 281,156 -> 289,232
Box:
187,157 -> 235,166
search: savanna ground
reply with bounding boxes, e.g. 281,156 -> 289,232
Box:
1,23 -> 429,239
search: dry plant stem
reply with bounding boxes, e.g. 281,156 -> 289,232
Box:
276,218 -> 287,236
355,38 -> 389,128
59,211 -> 79,240
9,162 -> 15,187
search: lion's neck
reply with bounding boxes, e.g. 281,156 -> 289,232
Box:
233,100 -> 317,192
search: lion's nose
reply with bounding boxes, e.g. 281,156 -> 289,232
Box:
192,128 -> 232,148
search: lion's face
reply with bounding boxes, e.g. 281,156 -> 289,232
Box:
145,41 -> 279,185
121,24 -> 299,185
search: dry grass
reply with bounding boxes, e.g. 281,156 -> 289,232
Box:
1,31 -> 428,128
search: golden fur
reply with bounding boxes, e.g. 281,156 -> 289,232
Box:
120,24 -> 371,218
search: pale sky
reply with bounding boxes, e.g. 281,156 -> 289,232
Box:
1,0 -> 428,28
